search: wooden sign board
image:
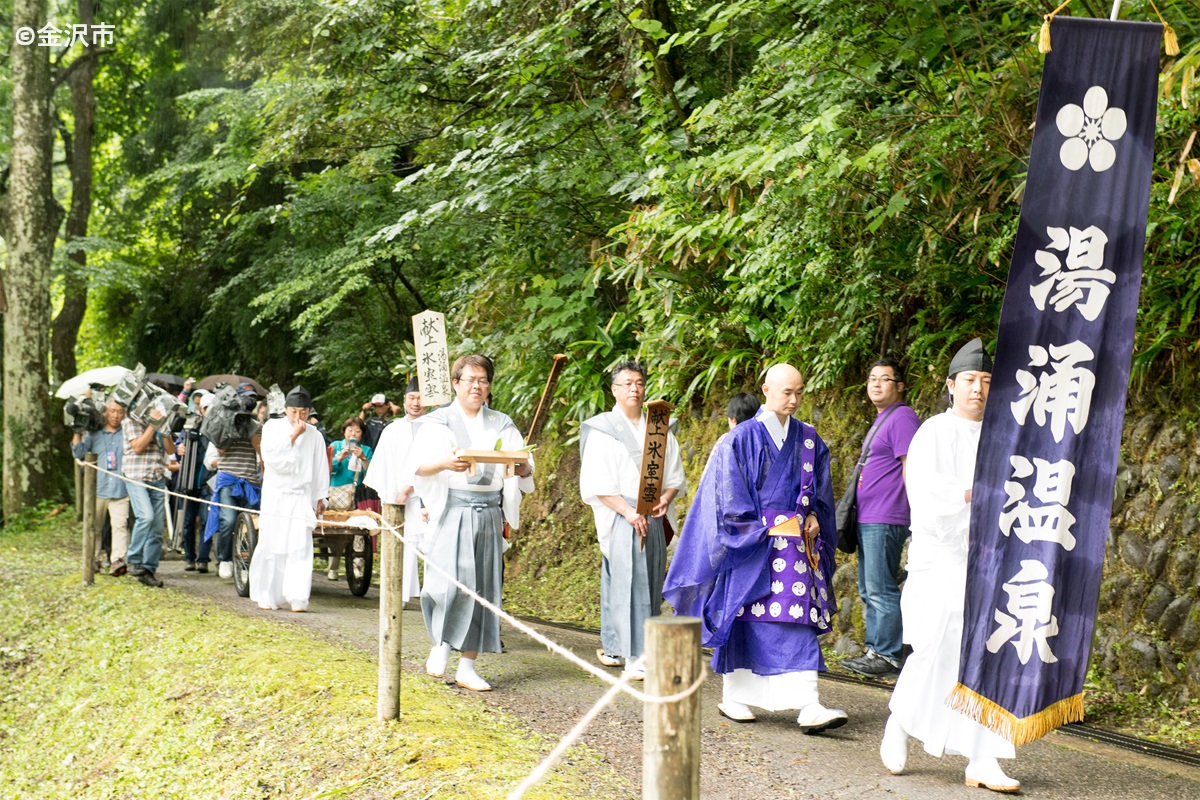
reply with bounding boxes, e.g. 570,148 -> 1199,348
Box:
635,399 -> 675,516
412,309 -> 452,406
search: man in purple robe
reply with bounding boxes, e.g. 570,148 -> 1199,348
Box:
664,364 -> 847,733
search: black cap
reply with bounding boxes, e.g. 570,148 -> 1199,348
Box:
947,338 -> 993,378
285,385 -> 312,408
405,376 -> 420,394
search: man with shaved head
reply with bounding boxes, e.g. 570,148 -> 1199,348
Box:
665,364 -> 847,733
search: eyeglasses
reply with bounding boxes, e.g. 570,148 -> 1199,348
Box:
612,381 -> 647,390
867,376 -> 897,385
456,378 -> 491,388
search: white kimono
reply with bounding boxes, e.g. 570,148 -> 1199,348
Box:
579,407 -> 686,559
890,409 -> 1015,760
363,415 -> 426,601
580,406 -> 687,660
409,401 -> 533,652
249,418 -> 330,612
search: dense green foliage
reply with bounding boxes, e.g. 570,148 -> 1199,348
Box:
6,0 -> 1200,425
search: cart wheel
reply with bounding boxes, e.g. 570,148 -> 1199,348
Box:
346,533 -> 373,597
232,512 -> 258,598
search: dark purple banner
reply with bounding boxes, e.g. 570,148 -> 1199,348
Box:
950,17 -> 1162,744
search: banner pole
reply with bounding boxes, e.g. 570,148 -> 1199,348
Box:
1110,1 -> 1121,20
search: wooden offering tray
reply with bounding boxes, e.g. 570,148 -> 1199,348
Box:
455,449 -> 531,478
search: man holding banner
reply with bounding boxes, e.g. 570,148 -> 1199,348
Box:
880,339 -> 1019,792
580,361 -> 687,681
664,364 -> 846,733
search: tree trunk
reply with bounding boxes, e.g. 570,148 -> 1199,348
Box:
4,0 -> 63,518
50,0 -> 99,385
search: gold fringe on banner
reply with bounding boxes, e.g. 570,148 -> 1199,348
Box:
946,683 -> 1085,746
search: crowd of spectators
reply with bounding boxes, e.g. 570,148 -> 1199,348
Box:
70,379 -> 409,589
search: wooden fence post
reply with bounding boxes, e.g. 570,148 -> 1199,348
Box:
378,502 -> 405,721
81,454 -> 98,586
643,616 -> 702,799
75,460 -> 84,521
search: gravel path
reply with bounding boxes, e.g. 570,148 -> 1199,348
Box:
156,555 -> 1200,799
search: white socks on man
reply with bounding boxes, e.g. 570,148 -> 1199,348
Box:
880,715 -> 1019,793
880,714 -> 908,774
455,657 -> 492,692
964,756 -> 1020,793
425,642 -> 451,678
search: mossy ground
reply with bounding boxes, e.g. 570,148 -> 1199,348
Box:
0,504 -> 630,799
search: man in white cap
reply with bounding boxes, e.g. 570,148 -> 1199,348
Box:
880,338 -> 1019,793
249,385 -> 330,612
363,376 -> 427,600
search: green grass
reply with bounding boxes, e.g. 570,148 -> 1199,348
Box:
0,504 -> 629,799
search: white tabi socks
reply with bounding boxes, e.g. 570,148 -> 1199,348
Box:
964,756 -> 1020,793
717,673 -> 756,722
794,670 -> 848,735
425,642 -> 451,678
455,657 -> 492,692
880,714 -> 909,775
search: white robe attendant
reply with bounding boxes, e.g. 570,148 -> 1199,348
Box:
579,407 -> 686,559
363,415 -> 426,601
409,401 -> 533,651
580,407 -> 687,660
890,409 -> 1015,760
249,418 -> 330,612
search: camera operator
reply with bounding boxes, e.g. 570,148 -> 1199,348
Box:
176,392 -> 215,572
72,400 -> 132,577
123,402 -> 176,588
203,384 -> 263,580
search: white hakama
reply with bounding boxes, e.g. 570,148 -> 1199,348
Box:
250,418 -> 330,612
580,408 -> 686,660
410,402 -> 533,653
890,410 -> 1015,761
363,416 -> 426,601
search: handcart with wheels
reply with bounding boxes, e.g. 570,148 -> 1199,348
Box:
230,508 -> 382,598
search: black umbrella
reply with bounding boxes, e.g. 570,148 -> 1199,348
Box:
146,372 -> 186,394
195,374 -> 267,397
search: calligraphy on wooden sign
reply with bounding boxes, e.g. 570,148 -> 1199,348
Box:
412,310 -> 452,406
635,399 -> 674,516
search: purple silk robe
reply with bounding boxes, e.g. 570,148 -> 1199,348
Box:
664,413 -> 838,675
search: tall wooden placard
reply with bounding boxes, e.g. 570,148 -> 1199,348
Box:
635,399 -> 674,516
412,310 -> 452,407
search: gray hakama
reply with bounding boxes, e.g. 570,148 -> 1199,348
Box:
599,499 -> 666,660
421,489 -> 504,654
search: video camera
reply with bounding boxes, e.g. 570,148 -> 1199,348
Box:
62,387 -> 108,434
110,364 -> 189,436
200,383 -> 261,448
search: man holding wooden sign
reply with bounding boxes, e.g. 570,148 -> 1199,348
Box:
410,354 -> 534,692
664,364 -> 846,733
580,361 -> 687,682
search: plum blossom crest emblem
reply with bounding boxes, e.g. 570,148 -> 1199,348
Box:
1055,86 -> 1127,172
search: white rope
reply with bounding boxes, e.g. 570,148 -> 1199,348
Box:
506,670 -> 636,800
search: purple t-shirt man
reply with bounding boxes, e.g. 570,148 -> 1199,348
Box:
855,403 -> 921,525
